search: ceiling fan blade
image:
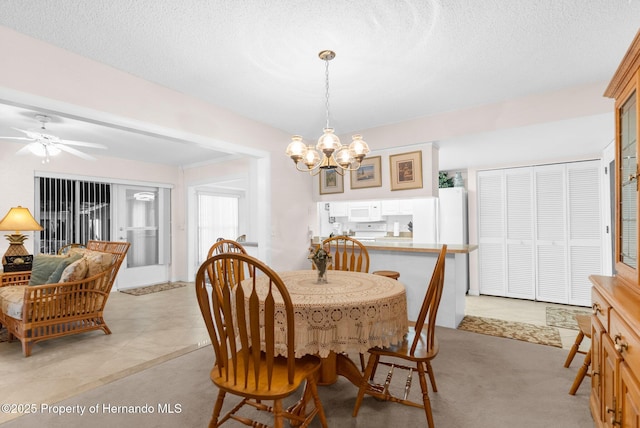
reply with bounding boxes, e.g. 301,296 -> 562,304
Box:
56,144 -> 97,161
59,139 -> 108,149
11,127 -> 31,135
0,136 -> 35,141
15,145 -> 34,155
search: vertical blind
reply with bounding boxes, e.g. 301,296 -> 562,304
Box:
36,177 -> 111,254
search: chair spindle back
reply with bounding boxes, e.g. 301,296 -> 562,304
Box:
321,235 -> 370,273
196,253 -> 296,389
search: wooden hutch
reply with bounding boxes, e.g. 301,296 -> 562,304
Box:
589,29 -> 640,427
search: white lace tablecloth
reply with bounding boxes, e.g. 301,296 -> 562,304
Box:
241,270 -> 408,358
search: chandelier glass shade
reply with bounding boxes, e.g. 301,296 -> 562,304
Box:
285,50 -> 369,175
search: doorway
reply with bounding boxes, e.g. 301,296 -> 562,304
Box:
114,184 -> 171,289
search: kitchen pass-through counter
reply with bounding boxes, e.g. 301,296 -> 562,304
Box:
312,237 -> 477,328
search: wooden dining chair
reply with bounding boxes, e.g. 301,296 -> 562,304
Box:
207,239 -> 248,259
206,239 -> 252,290
321,235 -> 370,273
195,253 -> 328,428
352,245 -> 447,428
320,235 -> 371,369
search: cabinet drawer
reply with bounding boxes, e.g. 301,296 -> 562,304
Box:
610,310 -> 640,370
592,287 -> 610,330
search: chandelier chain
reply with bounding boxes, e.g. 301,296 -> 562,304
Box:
324,57 -> 330,130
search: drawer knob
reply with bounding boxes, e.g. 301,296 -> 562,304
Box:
592,303 -> 602,315
614,334 -> 628,353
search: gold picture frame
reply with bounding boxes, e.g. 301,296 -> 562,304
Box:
319,168 -> 344,194
350,156 -> 382,189
390,150 -> 423,191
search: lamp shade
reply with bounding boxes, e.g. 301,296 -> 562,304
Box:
0,206 -> 44,233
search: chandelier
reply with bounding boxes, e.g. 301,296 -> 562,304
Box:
285,50 -> 370,175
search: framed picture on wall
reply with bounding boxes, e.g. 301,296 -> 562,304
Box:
389,150 -> 423,191
319,168 -> 344,194
350,156 -> 382,189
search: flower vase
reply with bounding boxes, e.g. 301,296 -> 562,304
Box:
312,259 -> 330,284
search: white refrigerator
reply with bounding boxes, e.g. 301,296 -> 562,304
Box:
438,187 -> 468,245
410,188 -> 468,245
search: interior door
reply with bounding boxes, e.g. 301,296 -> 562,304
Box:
115,184 -> 170,289
505,167 -> 535,299
478,169 -> 506,296
535,163 -> 568,303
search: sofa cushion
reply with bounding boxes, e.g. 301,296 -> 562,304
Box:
59,257 -> 89,282
0,285 -> 27,320
28,254 -> 73,286
46,253 -> 82,284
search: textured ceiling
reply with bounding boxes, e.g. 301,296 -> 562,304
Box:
0,1 -> 638,168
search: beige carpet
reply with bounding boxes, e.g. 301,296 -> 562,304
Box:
0,326 -> 592,428
546,306 -> 592,330
457,315 -> 563,348
119,282 -> 188,296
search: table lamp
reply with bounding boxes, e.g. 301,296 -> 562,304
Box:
0,206 -> 44,264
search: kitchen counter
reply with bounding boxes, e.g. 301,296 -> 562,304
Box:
362,241 -> 477,254
310,236 -> 474,328
311,237 -> 477,254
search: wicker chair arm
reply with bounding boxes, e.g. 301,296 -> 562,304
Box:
1,271 -> 32,286
20,270 -> 113,321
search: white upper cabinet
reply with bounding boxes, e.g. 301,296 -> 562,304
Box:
328,202 -> 348,217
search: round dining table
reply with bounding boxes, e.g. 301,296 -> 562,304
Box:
241,269 -> 409,385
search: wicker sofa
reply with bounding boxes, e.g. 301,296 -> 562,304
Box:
0,240 -> 130,356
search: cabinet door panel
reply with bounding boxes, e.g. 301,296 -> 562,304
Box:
591,317 -> 605,425
602,335 -> 622,428
621,364 -> 640,428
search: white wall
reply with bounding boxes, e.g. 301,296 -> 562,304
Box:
314,142 -> 439,203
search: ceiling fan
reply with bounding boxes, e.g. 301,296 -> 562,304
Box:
0,114 -> 107,163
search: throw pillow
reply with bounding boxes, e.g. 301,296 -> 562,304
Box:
59,257 -> 89,282
28,254 -> 73,286
82,250 -> 115,277
46,253 -> 82,284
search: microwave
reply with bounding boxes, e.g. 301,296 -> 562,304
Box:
348,201 -> 382,222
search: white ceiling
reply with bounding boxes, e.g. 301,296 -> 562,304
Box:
0,1 -> 638,169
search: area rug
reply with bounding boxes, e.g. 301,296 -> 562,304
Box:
457,315 -> 562,348
119,282 -> 189,296
545,307 -> 592,330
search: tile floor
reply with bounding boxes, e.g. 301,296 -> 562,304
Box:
0,286 -> 588,425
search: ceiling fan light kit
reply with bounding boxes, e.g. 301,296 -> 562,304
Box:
0,114 -> 107,163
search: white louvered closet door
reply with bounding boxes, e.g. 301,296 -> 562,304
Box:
478,170 -> 506,296
478,160 -> 603,306
535,164 -> 568,303
566,161 -> 601,306
505,168 -> 535,299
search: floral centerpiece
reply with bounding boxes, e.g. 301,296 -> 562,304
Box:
308,244 -> 332,283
